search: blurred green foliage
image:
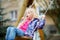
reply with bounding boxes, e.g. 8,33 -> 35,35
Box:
0,8 -> 10,40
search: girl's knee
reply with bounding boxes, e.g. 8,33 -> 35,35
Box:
7,27 -> 15,31
7,27 -> 11,31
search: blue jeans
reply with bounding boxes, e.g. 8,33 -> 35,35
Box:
5,27 -> 24,40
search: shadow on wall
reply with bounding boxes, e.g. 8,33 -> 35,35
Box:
43,15 -> 60,40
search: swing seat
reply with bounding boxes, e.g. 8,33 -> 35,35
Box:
15,36 -> 32,40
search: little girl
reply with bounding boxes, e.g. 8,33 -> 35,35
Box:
5,7 -> 37,40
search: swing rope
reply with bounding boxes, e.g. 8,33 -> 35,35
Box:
44,0 -> 54,15
30,0 -> 54,15
28,0 -> 54,40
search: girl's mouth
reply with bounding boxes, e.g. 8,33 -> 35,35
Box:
26,16 -> 28,17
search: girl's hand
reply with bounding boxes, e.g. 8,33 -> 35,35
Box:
21,17 -> 24,20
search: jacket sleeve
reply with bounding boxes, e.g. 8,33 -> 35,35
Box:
38,19 -> 45,29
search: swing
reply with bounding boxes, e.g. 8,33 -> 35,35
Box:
15,0 -> 53,40
15,36 -> 32,40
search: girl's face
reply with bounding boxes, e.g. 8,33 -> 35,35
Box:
26,9 -> 34,20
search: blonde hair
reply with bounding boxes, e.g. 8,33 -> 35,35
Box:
25,8 -> 39,18
28,0 -> 40,18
